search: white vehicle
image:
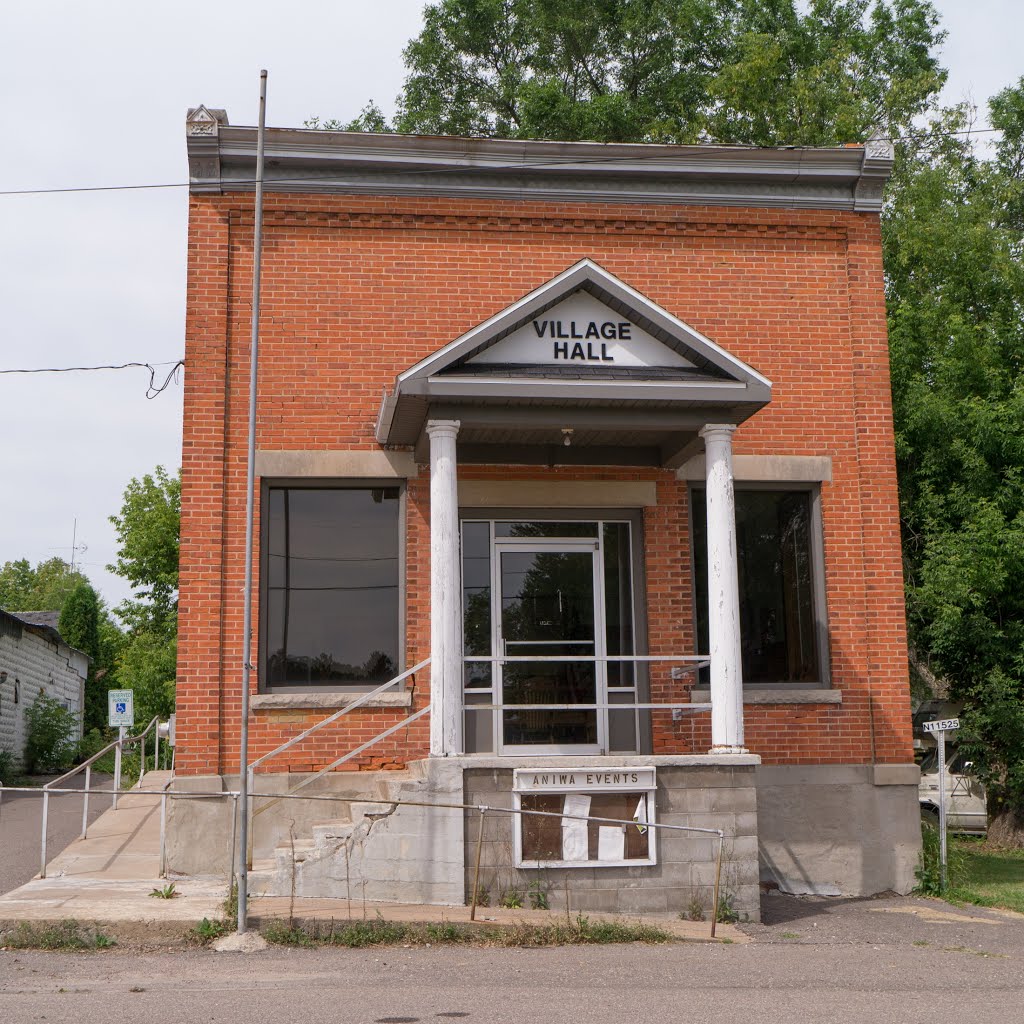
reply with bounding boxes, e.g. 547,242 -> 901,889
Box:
918,748 -> 987,835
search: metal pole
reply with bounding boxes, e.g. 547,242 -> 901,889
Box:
159,788 -> 168,878
140,732 -> 146,786
40,790 -> 50,879
113,725 -> 125,810
938,728 -> 948,889
469,807 -> 486,921
710,832 -> 724,939
238,68 -> 268,936
81,765 -> 91,839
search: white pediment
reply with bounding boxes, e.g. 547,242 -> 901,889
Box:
466,290 -> 694,369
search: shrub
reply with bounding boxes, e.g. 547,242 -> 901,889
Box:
0,749 -> 15,784
23,693 -> 78,774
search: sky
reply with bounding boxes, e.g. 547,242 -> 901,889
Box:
1,1 -> 1021,616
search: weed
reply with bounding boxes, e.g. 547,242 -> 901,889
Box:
780,931 -> 800,940
259,917 -> 673,948
715,893 -> 739,924
913,939 -> 930,947
425,922 -> 468,943
192,917 -> 228,943
472,886 -> 490,908
223,879 -> 238,921
685,896 -> 705,922
915,823 -> 967,895
499,889 -> 523,909
149,883 -> 178,900
7,920 -> 112,951
527,879 -> 549,911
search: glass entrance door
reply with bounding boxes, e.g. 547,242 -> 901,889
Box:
495,539 -> 605,754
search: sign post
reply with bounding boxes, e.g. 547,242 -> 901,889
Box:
108,690 -> 135,810
922,717 -> 960,888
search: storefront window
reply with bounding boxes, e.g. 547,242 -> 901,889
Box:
692,489 -> 823,684
262,486 -> 401,688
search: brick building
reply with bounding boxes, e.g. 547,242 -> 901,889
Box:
168,106 -> 919,918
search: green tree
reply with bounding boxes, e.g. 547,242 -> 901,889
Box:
58,581 -> 109,732
320,0 -> 945,147
108,466 -> 180,637
0,557 -> 88,612
885,85 -> 1024,846
108,467 -> 180,724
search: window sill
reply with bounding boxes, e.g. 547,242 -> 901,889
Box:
251,691 -> 413,711
689,687 -> 841,705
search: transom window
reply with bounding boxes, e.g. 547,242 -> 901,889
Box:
692,488 -> 826,685
261,485 -> 401,689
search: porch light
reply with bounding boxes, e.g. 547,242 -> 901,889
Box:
562,428 -> 573,447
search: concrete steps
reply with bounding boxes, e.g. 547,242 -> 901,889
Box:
246,761 -> 464,905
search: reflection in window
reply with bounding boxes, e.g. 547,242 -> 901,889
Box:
264,487 -> 400,687
693,490 -> 821,684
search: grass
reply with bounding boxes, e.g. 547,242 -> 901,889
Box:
946,839 -> 1024,915
261,913 -> 674,948
4,920 -> 114,951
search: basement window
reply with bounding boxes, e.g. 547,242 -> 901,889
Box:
260,485 -> 402,690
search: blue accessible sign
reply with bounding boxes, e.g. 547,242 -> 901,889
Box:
107,689 -> 135,728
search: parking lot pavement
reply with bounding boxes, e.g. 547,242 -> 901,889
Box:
0,776 -> 111,895
744,890 -> 1024,958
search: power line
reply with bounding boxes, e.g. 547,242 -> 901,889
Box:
0,359 -> 185,398
0,125 -> 1002,198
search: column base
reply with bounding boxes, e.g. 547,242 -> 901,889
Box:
709,745 -> 750,755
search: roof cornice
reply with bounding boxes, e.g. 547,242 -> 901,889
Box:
185,110 -> 894,212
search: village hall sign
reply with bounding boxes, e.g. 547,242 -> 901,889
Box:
467,291 -> 693,369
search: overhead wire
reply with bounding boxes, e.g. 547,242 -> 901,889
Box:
0,359 -> 185,398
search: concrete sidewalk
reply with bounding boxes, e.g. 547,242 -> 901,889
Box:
0,774 -> 738,943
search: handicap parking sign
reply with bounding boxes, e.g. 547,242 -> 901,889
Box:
108,689 -> 135,728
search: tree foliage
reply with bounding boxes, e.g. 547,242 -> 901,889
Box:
107,466 -> 180,724
58,581 -> 105,732
885,84 -> 1024,841
108,466 -> 180,637
0,557 -> 88,613
323,0 -> 946,147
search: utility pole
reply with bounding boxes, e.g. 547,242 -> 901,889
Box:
237,68 -> 268,936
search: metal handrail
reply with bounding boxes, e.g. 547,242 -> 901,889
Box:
39,715 -> 161,880
248,658 -> 431,772
245,658 -> 430,867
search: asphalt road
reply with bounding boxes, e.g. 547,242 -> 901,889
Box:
1,894 -> 1022,1024
0,775 -> 112,895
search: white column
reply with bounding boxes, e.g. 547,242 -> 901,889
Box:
427,419 -> 463,756
699,423 -> 746,754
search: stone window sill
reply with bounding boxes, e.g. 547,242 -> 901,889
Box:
251,691 -> 413,711
689,687 -> 841,705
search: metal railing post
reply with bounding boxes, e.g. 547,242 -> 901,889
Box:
81,765 -> 91,839
245,766 -> 255,870
154,725 -> 160,773
469,806 -> 487,921
159,789 -> 168,878
113,725 -> 125,809
39,790 -> 50,879
139,731 -> 146,786
710,831 -> 725,939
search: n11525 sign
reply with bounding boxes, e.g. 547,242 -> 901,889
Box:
922,718 -> 959,734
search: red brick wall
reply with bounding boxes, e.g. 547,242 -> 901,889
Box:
176,192 -> 912,775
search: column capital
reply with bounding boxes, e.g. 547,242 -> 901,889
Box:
426,419 -> 461,439
699,423 -> 737,444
